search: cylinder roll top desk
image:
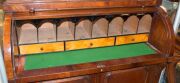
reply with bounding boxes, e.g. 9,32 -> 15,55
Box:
2,0 -> 176,83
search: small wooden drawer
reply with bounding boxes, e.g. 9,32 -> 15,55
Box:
102,67 -> 148,83
66,37 -> 115,50
116,34 -> 149,45
19,42 -> 64,55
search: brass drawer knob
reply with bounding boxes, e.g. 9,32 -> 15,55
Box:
131,38 -> 135,41
40,47 -> 44,51
90,43 -> 93,46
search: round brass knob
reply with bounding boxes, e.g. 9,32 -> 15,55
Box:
90,43 -> 93,46
40,47 -> 44,51
131,38 -> 135,41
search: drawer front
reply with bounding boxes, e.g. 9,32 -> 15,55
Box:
19,42 -> 64,55
66,37 -> 115,50
39,76 -> 92,83
116,34 -> 148,45
102,67 -> 148,83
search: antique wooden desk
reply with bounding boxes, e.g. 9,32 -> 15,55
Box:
2,0 -> 176,83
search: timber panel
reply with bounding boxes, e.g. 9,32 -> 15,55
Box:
38,22 -> 56,43
102,67 -> 147,83
138,14 -> 152,33
123,15 -> 139,35
108,17 -> 124,36
75,19 -> 92,40
17,23 -> 37,44
57,21 -> 75,41
92,18 -> 109,38
116,34 -> 149,45
66,37 -> 115,50
40,75 -> 92,83
3,0 -> 161,12
19,42 -> 64,55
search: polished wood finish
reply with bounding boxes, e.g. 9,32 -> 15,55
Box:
19,34 -> 149,54
19,42 -> 64,55
66,37 -> 114,51
2,0 -> 176,83
40,75 -> 93,83
175,36 -> 180,54
116,34 -> 149,45
149,7 -> 175,83
15,54 -> 166,82
12,7 -> 157,20
3,0 -> 162,12
149,8 -> 175,56
3,14 -> 14,80
102,67 -> 148,83
101,65 -> 164,83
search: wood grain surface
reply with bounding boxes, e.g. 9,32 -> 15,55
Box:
17,23 -> 38,44
75,19 -> 92,40
108,17 -> 124,36
123,15 -> 139,35
19,42 -> 64,55
38,21 -> 56,43
138,14 -> 152,33
66,37 -> 115,50
57,21 -> 75,41
92,18 -> 108,38
116,34 -> 149,45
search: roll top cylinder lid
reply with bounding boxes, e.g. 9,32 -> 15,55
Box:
3,0 -> 162,13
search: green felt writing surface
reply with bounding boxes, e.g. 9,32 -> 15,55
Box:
25,43 -> 155,70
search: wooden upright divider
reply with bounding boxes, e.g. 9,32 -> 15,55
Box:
57,21 -> 75,41
138,14 -> 152,33
108,17 -> 124,36
17,22 -> 38,44
38,21 -> 56,43
123,15 -> 139,35
75,19 -> 92,40
92,18 -> 109,38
